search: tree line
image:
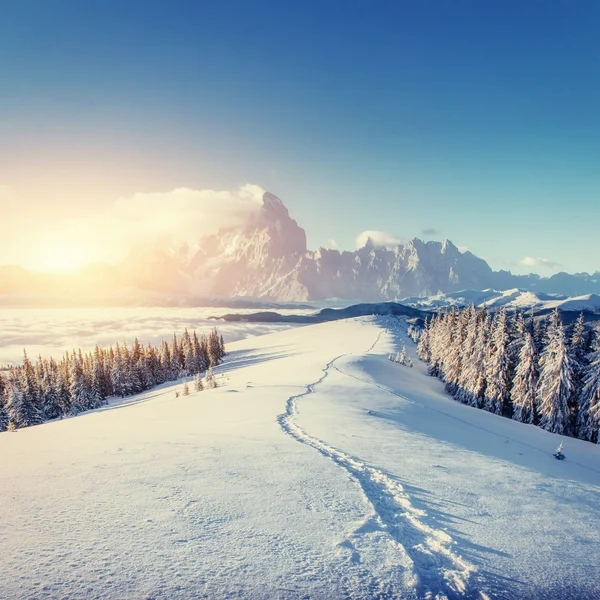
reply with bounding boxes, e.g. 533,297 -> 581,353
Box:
0,328 -> 225,432
416,307 -> 600,442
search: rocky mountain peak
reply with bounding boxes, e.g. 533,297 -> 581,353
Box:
261,191 -> 289,217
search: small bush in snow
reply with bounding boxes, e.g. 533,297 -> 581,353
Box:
389,346 -> 412,368
553,443 -> 565,460
206,369 -> 217,389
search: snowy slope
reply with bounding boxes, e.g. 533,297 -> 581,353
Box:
1,318 -> 599,599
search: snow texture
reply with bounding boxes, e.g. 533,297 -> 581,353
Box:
1,317 -> 599,599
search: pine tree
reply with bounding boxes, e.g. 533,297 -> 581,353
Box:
455,308 -> 479,403
184,340 -> 196,377
182,381 -> 190,396
577,350 -> 600,442
427,314 -> 445,376
537,316 -> 574,435
417,317 -> 432,362
40,358 -> 61,420
111,344 -> 128,398
206,368 -> 217,389
69,352 -> 88,414
6,375 -> 27,428
57,356 -> 71,416
159,341 -> 171,383
460,312 -> 490,408
0,374 -> 9,431
209,328 -> 223,365
194,373 -> 204,392
181,329 -> 193,375
90,346 -> 107,408
484,310 -> 512,416
15,351 -> 43,426
510,331 -> 539,424
171,333 -> 182,378
508,310 -> 526,365
569,313 -> 590,435
444,306 -> 469,395
200,336 -> 210,371
398,346 -> 407,366
437,309 -> 457,381
128,339 -> 143,393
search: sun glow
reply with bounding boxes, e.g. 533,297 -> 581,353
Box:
32,240 -> 94,273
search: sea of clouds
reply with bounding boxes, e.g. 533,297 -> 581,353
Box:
0,307 -> 306,366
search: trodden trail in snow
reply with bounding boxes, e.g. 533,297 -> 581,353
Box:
277,330 -> 485,600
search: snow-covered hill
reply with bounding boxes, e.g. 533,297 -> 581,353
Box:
2,317 -> 599,599
401,288 -> 600,314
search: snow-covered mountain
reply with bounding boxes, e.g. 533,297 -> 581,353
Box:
3,190 -> 600,303
123,191 -> 498,301
123,191 -> 600,302
401,288 -> 600,313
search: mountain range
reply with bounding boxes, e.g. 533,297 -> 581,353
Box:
2,191 -> 600,304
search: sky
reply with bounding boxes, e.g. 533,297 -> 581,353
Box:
0,0 -> 598,275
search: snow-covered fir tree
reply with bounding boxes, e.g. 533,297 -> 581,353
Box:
444,306 -> 470,395
568,313 -> 591,435
416,303 -> 599,444
416,317 -> 432,363
536,311 -> 574,435
194,373 -> 204,392
510,331 -> 539,424
483,309 -> 512,416
454,306 -> 481,404
0,374 -> 8,431
0,326 -> 225,431
577,348 -> 600,442
459,312 -> 490,408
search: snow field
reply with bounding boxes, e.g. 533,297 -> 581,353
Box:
1,316 -> 599,599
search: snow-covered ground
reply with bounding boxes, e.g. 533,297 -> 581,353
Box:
1,317 -> 599,599
0,306 -> 313,365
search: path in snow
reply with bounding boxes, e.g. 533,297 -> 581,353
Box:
277,331 -> 483,600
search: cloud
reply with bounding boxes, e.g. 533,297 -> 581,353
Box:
422,228 -> 441,236
356,230 -> 404,249
23,184 -> 269,267
519,256 -> 563,270
457,246 -> 469,254
110,183 -> 265,243
323,239 -> 338,249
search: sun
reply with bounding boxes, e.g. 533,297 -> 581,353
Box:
33,240 -> 93,273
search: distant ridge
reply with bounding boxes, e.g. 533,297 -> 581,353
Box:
214,302 -> 427,324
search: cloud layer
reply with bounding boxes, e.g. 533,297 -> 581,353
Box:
0,307 -> 300,366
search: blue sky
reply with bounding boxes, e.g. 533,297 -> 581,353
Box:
1,0 -> 598,274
